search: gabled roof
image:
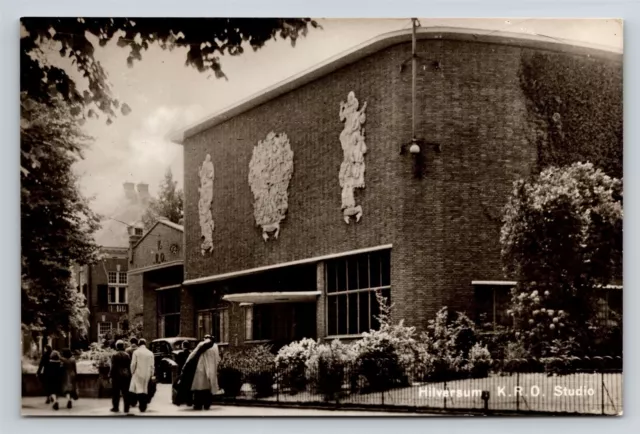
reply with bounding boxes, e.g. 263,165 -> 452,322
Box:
169,26 -> 622,145
132,219 -> 184,251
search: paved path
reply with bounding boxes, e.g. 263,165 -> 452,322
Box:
22,384 -> 422,417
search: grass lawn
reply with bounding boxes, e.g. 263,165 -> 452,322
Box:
237,372 -> 622,415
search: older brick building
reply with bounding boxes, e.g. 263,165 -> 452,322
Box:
128,218 -> 185,341
169,27 -> 622,349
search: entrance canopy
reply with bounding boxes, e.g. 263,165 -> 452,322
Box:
222,291 -> 320,305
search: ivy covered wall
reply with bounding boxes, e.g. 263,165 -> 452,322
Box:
519,50 -> 622,179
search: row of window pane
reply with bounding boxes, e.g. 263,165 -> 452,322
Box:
326,251 -> 390,293
108,272 -> 127,284
327,287 -> 390,336
108,287 -> 127,304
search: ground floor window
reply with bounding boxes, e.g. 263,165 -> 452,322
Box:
325,249 -> 391,336
98,322 -> 112,340
158,288 -> 181,338
244,304 -> 272,341
473,283 -> 514,329
197,307 -> 229,344
108,286 -> 127,304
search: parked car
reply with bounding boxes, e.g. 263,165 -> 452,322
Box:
150,337 -> 199,384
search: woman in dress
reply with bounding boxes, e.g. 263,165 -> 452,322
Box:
59,348 -> 78,409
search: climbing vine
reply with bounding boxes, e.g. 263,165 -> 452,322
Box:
519,50 -> 622,179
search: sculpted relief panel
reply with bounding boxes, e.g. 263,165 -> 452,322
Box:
198,154 -> 215,255
248,132 -> 294,241
339,91 -> 367,224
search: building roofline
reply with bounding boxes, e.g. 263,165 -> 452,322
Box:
131,219 -> 184,251
168,25 -> 622,145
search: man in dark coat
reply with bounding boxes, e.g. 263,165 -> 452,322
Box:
109,340 -> 132,413
172,337 -> 214,407
175,341 -> 192,373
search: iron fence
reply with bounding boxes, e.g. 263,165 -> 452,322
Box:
215,356 -> 622,415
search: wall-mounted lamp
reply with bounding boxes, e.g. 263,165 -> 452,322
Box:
400,137 -> 441,156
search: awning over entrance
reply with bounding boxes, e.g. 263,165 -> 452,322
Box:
222,291 -> 321,305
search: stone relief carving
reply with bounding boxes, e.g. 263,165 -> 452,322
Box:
339,91 -> 368,224
198,154 -> 215,255
248,132 -> 294,242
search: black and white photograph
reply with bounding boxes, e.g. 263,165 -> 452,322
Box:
19,17 -> 623,417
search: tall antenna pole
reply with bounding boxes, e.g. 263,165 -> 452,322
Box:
411,17 -> 418,141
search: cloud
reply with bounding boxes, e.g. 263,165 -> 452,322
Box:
76,104 -> 204,215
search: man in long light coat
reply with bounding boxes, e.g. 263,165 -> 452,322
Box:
190,335 -> 220,410
129,338 -> 154,413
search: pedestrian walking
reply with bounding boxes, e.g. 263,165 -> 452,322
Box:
109,340 -> 132,414
190,335 -> 220,411
59,348 -> 78,410
45,350 -> 63,410
36,344 -> 54,404
125,337 -> 139,407
175,340 -> 191,374
129,338 -> 154,413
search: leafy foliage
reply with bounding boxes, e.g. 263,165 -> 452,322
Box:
21,94 -> 101,336
21,18 -> 319,122
501,162 -> 623,357
141,168 -> 184,231
519,51 -> 622,178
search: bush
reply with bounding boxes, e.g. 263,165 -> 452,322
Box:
415,308 -> 493,381
466,343 -> 493,378
275,338 -> 317,393
78,342 -> 115,374
307,340 -> 356,400
355,343 -> 406,392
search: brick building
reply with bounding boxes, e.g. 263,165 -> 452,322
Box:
168,27 -> 622,349
128,218 -> 185,341
71,182 -> 149,344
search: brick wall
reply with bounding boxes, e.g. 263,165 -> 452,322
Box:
131,222 -> 183,270
182,37 -> 621,334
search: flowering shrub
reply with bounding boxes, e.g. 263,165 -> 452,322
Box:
501,163 -> 623,357
78,342 -> 115,372
308,340 -> 356,400
466,343 -> 493,378
351,290 -> 418,391
275,338 -> 318,392
415,307 -> 492,381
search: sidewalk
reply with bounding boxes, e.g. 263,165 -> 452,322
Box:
22,384 -> 420,417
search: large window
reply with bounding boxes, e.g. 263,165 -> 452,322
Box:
197,308 -> 229,344
473,283 -> 513,330
326,249 -> 391,337
108,286 -> 127,304
158,289 -> 181,338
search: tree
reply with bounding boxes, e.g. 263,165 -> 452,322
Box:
20,18 -> 319,122
500,162 -> 623,357
21,93 -> 101,337
141,168 -> 184,231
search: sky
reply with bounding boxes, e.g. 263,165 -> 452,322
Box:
38,18 -> 623,217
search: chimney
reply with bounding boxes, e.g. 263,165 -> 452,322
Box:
137,183 -> 150,205
123,182 -> 137,203
128,223 -> 143,264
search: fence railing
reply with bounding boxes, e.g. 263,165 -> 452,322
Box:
215,356 -> 622,415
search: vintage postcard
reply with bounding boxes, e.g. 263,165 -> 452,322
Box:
20,18 -> 622,417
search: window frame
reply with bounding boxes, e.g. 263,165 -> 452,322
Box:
107,271 -> 118,284
325,250 -> 391,338
196,307 -> 229,345
98,322 -> 112,339
108,286 -> 127,304
472,282 -> 514,331
118,272 -> 127,284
